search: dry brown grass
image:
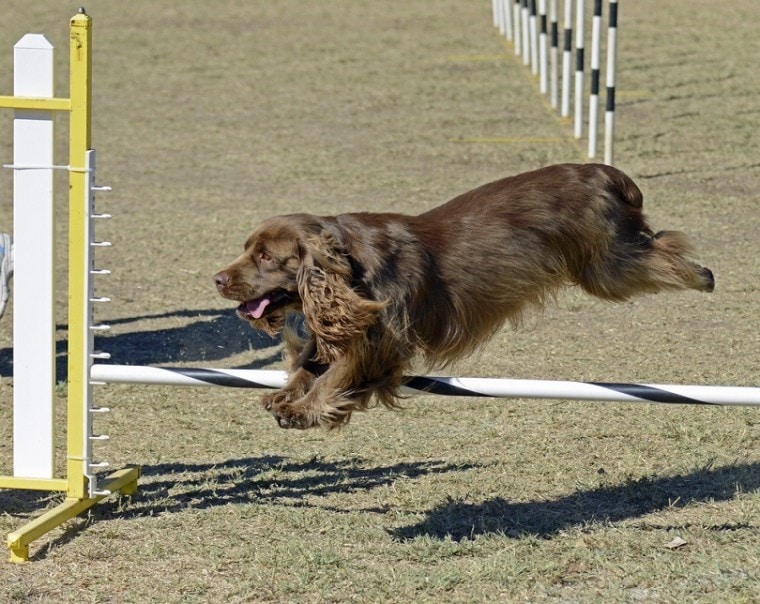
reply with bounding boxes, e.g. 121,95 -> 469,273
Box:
1,0 -> 759,601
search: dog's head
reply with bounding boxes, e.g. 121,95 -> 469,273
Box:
214,214 -> 385,362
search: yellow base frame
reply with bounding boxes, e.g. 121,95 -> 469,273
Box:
7,467 -> 141,563
1,11 -> 140,563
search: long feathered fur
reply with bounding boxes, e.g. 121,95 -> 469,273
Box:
215,163 -> 715,429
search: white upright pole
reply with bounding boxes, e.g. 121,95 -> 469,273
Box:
529,0 -> 540,74
561,0 -> 573,117
574,0 -> 586,139
513,0 -> 523,56
521,0 -> 530,64
604,0 -> 619,165
12,34 -> 56,478
538,0 -> 549,93
549,0 -> 559,108
588,0 -> 603,157
502,0 -> 514,41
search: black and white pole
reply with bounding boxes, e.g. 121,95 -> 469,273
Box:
549,0 -> 559,108
521,0 -> 531,65
513,0 -> 523,56
574,0 -> 585,139
604,0 -> 618,165
538,0 -> 549,94
530,0 -> 540,75
492,1 -> 619,164
588,0 -> 603,157
89,365 -> 760,408
561,0 -> 573,117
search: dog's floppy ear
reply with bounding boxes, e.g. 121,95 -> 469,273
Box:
297,229 -> 385,363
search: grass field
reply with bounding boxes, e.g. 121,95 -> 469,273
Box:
1,1 -> 759,601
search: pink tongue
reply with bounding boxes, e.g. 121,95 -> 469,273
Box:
247,297 -> 271,319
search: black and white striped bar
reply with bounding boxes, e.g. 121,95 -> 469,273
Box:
90,365 -> 760,407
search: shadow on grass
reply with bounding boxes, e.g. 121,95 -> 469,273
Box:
109,455 -> 474,518
99,458 -> 760,537
8,458 -> 759,560
5,455 -> 477,561
3,456 -> 472,522
391,460 -> 760,541
0,307 -> 281,379
0,488 -> 61,518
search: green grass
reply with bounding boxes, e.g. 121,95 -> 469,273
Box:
1,0 -> 759,601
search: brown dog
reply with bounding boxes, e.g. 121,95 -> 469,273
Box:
215,163 -> 714,429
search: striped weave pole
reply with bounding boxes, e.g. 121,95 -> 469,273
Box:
573,0 -> 585,139
521,0 -> 530,64
588,0 -> 603,158
604,0 -> 618,165
549,0 -> 559,108
538,0 -> 549,93
560,0 -> 573,117
89,365 -> 760,407
492,0 -> 619,164
529,0 -> 539,75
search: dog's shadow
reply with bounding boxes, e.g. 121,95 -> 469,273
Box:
391,460 -> 760,540
75,458 -> 760,536
1,456 -> 476,560
109,456 -> 475,518
0,307 -> 282,379
5,457 -> 759,561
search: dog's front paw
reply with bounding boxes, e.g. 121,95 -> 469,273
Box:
260,389 -> 294,412
269,401 -> 312,430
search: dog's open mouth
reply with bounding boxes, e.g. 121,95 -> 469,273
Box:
237,290 -> 293,320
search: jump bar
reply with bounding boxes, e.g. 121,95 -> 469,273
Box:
89,365 -> 760,407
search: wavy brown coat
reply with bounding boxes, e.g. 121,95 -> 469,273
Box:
215,164 -> 714,429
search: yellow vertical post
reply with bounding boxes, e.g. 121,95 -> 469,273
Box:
6,10 -> 140,562
66,9 -> 92,500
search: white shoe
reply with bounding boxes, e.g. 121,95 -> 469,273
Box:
0,233 -> 13,319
